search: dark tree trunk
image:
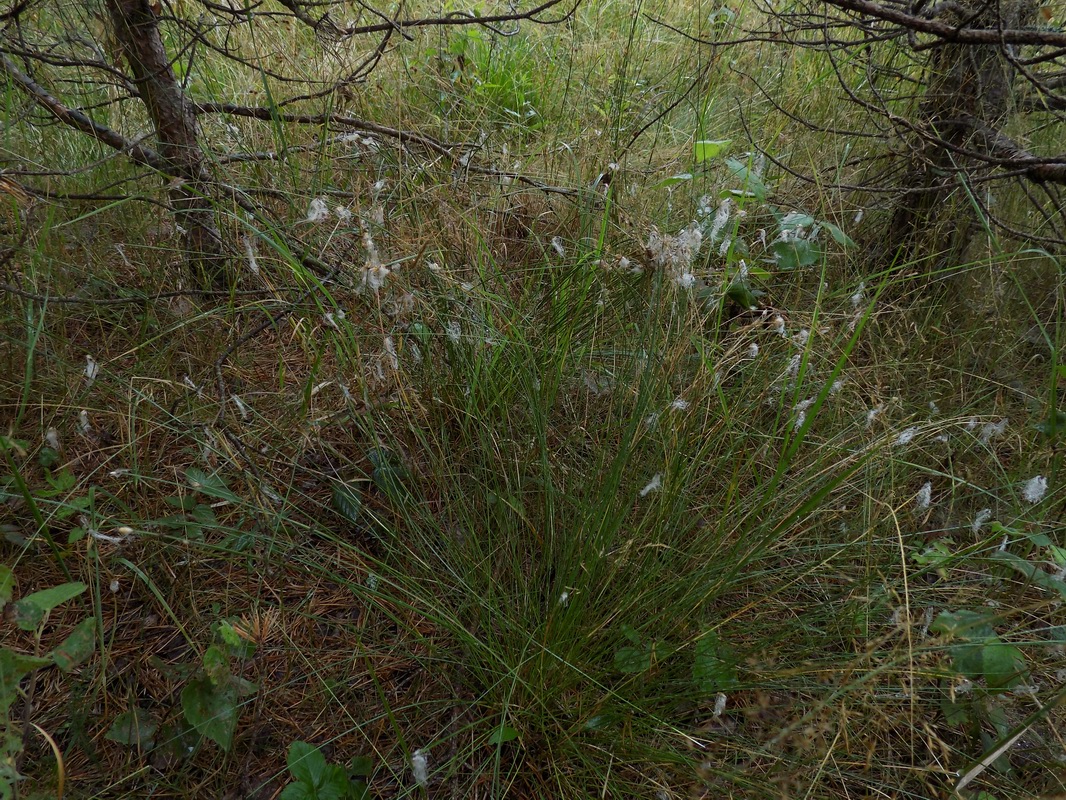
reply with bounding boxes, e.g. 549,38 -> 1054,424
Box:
888,0 -> 1038,255
104,0 -> 227,288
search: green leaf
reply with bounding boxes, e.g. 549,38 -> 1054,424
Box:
367,449 -> 411,502
181,674 -> 242,751
820,220 -> 856,247
725,280 -> 762,309
185,468 -> 241,503
279,783 -> 314,800
694,139 -> 731,163
724,158 -> 767,201
0,648 -> 51,715
694,631 -> 738,693
1035,409 -> 1066,438
332,483 -> 363,524
981,641 -> 1028,689
12,581 -> 87,631
940,693 -> 972,726
105,706 -> 159,748
989,551 -> 1066,599
771,239 -> 819,270
348,756 -> 374,778
487,725 -> 519,745
0,565 -> 12,608
777,211 -> 815,231
651,173 -> 693,190
614,645 -> 651,674
202,645 -> 230,686
931,610 -> 996,640
37,447 -> 60,469
620,623 -> 642,645
288,741 -> 329,786
44,468 -> 76,493
52,616 -> 97,672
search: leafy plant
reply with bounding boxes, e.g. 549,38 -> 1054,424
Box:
693,630 -> 738,694
0,566 -> 95,798
281,741 -> 371,800
180,622 -> 257,752
931,609 -> 1029,769
613,624 -> 662,674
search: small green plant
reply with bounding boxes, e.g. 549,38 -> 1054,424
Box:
931,609 -> 1029,768
1,566 -> 95,798
281,741 -> 372,800
180,620 -> 258,752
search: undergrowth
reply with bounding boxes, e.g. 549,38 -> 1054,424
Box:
0,1 -> 1063,798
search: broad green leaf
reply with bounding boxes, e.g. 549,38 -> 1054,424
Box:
981,642 -> 1028,689
777,211 -> 815,231
694,631 -> 738,693
614,645 -> 651,674
0,648 -> 51,714
651,173 -> 693,190
44,468 -> 76,493
931,610 -> 996,640
288,741 -> 328,786
367,449 -> 411,502
12,581 -> 86,631
348,756 -> 374,778
181,675 -> 242,751
185,468 -> 241,503
37,447 -> 60,468
940,693 -> 971,726
620,623 -> 642,646
725,280 -> 762,309
279,783 -> 314,800
105,706 -> 159,748
487,725 -> 519,745
694,139 -> 731,163
332,483 -> 363,524
820,220 -> 856,247
202,645 -> 230,686
52,616 -> 96,672
725,158 -> 767,201
771,239 -> 819,270
1035,409 -> 1066,438
0,565 -> 12,607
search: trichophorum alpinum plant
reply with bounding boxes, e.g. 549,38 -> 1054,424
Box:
0,0 -> 1064,798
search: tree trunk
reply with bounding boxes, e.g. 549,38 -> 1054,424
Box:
888,0 -> 1038,255
104,0 -> 227,288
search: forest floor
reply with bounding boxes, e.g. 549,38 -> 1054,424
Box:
1,1 -> 1064,798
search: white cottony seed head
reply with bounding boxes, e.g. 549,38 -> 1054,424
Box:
640,473 -> 662,497
894,427 -> 918,447
979,418 -> 1009,444
712,692 -> 728,718
915,481 -> 932,511
84,355 -> 99,385
411,749 -> 429,787
304,197 -> 329,223
972,508 -> 992,534
1022,475 -> 1048,505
